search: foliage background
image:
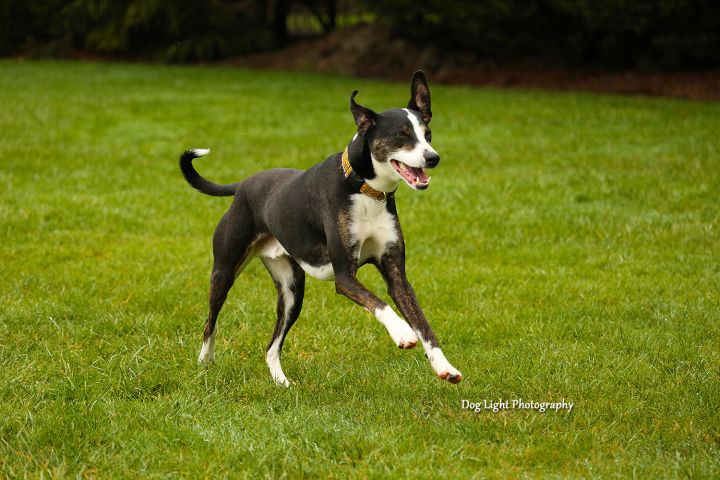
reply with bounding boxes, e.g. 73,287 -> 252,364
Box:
2,0 -> 719,69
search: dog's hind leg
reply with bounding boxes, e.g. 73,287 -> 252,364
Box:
261,256 -> 305,386
198,210 -> 255,364
198,265 -> 233,364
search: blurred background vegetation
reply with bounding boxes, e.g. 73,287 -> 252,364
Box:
1,0 -> 719,70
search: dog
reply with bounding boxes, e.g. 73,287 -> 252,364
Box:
180,71 -> 462,386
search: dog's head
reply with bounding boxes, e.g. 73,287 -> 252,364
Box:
347,71 -> 439,192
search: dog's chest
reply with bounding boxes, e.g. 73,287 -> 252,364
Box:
348,194 -> 399,262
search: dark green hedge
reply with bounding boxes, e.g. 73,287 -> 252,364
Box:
2,0 -> 719,69
365,0 -> 720,70
0,0 -> 275,61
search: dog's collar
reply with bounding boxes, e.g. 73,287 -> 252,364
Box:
341,147 -> 391,203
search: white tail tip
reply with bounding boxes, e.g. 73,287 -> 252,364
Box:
191,148 -> 210,157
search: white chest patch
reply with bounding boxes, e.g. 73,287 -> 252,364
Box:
349,194 -> 399,262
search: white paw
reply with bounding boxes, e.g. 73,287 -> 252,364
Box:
428,348 -> 463,384
273,376 -> 291,387
388,319 -> 419,349
198,350 -> 214,364
375,306 -> 418,349
267,342 -> 291,387
198,338 -> 215,364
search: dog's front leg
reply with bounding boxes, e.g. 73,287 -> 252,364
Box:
378,249 -> 463,384
333,271 -> 419,349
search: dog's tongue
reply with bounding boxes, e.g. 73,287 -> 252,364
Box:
393,160 -> 430,187
410,166 -> 430,184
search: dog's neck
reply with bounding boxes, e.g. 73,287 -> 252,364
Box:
344,134 -> 400,197
342,147 -> 390,202
346,134 -> 373,179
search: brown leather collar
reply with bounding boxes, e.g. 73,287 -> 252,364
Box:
341,147 -> 389,202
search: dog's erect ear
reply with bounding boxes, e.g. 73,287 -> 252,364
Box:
350,90 -> 377,135
407,70 -> 432,124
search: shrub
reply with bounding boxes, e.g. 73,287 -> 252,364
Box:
364,0 -> 720,70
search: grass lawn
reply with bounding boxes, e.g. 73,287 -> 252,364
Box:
1,60 -> 719,478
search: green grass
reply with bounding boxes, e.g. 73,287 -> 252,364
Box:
1,60 -> 719,478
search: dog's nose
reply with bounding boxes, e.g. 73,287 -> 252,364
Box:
423,151 -> 440,168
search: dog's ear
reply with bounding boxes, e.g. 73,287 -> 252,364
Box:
407,70 -> 432,124
350,90 -> 377,135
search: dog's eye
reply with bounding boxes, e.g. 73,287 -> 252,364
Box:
395,132 -> 408,139
425,131 -> 432,142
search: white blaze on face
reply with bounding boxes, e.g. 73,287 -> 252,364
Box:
361,109 -> 439,192
381,109 -> 437,190
387,109 -> 437,168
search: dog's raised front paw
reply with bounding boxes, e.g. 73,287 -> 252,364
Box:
389,320 -> 419,349
428,348 -> 462,384
437,368 -> 463,384
376,306 -> 418,349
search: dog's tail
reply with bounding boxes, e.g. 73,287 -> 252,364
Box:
179,149 -> 240,197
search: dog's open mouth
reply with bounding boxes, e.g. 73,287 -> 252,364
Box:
390,160 -> 431,190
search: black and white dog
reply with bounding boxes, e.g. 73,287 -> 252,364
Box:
180,71 -> 462,385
